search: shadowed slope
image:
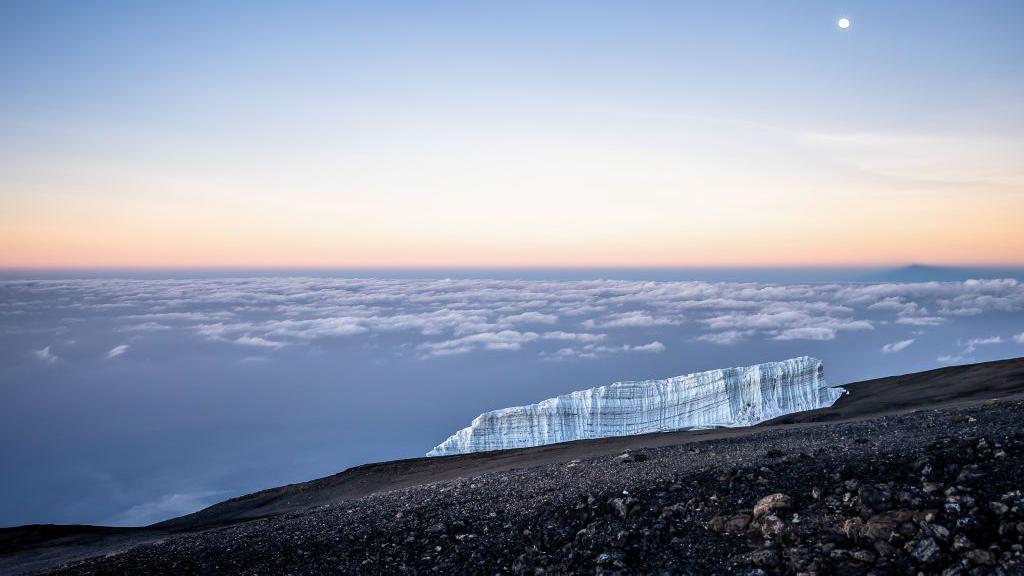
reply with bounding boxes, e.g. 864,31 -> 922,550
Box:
2,357 -> 1023,574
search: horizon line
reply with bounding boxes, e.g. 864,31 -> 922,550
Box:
3,263 -> 1024,272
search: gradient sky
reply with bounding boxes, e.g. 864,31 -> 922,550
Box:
2,1 -> 1022,267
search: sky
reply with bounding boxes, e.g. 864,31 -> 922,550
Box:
2,1 -> 1023,268
2,275 -> 1024,526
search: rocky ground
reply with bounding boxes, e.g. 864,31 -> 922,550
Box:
43,396 -> 1024,575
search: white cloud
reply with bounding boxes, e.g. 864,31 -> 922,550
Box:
1014,331 -> 1024,344
541,331 -> 607,342
937,355 -> 965,364
962,336 -> 1002,353
11,277 -> 1024,360
106,344 -> 130,359
881,338 -> 915,353
774,327 -> 836,341
697,330 -> 751,345
419,330 -> 540,357
624,341 -> 666,353
583,311 -> 682,328
894,316 -> 946,326
118,321 -> 172,332
234,335 -> 284,349
498,312 -> 558,325
33,346 -> 58,364
545,340 -> 666,359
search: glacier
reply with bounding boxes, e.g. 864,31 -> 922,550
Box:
426,356 -> 843,456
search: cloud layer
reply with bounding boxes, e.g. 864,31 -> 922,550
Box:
4,277 -> 1024,362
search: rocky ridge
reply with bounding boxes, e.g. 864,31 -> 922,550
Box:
48,397 -> 1024,575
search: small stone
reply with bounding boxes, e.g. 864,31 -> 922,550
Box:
952,534 -> 975,551
708,512 -> 752,533
753,493 -> 793,518
727,513 -> 753,532
990,501 -> 1009,515
707,515 -> 728,532
861,516 -> 897,542
859,485 -> 889,511
760,514 -> 785,539
911,538 -> 940,563
851,549 -> 876,563
874,540 -> 896,558
830,549 -> 849,560
956,468 -> 984,483
964,549 -> 996,566
596,550 -> 625,565
842,517 -> 864,540
425,523 -> 446,535
609,497 -> 634,519
922,522 -> 950,542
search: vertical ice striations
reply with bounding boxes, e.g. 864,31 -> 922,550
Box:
426,356 -> 843,456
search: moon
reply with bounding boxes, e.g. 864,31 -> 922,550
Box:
837,17 -> 851,29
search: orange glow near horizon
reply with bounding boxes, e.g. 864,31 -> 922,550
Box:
4,120 -> 1023,270
3,188 -> 1023,269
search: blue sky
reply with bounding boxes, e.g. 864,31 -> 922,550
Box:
2,1 -> 1023,266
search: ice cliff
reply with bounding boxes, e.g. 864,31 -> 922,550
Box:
427,356 -> 843,456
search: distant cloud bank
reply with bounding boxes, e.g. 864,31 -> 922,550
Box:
4,277 -> 1023,363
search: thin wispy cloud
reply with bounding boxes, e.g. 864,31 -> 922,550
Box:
963,336 -> 1002,353
544,340 -> 666,360
696,330 -> 751,346
894,316 -> 946,326
106,344 -> 130,360
234,335 -> 285,349
33,346 -> 58,364
881,339 -> 915,354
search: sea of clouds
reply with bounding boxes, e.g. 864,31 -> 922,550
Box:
5,277 -> 1024,365
2,276 -> 1023,527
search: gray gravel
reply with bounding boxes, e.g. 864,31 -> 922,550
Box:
44,397 -> 1024,575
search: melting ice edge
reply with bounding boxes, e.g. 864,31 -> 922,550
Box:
427,356 -> 844,456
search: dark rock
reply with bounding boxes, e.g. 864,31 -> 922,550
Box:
922,522 -> 951,542
873,540 -> 896,558
861,516 -> 897,542
953,533 -> 975,551
609,498 -> 631,519
595,550 -> 625,565
851,549 -> 875,563
859,484 -> 889,511
964,549 -> 996,565
911,537 -> 941,563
